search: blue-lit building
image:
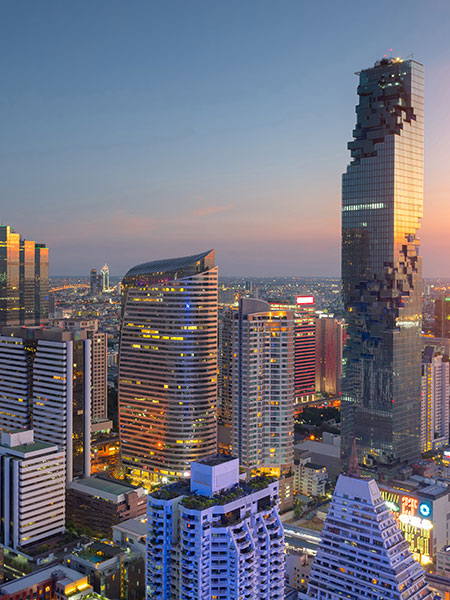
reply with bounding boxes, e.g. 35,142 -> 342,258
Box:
146,455 -> 285,600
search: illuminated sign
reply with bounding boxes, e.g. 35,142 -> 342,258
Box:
399,514 -> 433,530
384,500 -> 399,512
296,296 -> 314,305
419,503 -> 431,518
401,496 -> 418,516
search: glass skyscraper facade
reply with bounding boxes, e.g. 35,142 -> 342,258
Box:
341,58 -> 424,465
119,250 -> 218,484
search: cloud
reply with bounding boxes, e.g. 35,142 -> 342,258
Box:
192,204 -> 233,217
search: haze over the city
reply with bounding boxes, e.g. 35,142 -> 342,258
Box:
2,0 -> 450,276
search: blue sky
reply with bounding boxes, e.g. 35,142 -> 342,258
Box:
2,0 -> 450,276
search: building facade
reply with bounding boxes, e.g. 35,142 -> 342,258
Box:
0,327 -> 92,482
101,264 -> 110,292
119,250 -> 218,484
421,346 -> 449,452
226,298 -> 294,477
306,473 -> 432,599
51,318 -> 108,422
315,316 -> 345,397
341,58 -> 424,465
270,297 -> 316,407
0,225 -> 48,327
0,430 -> 65,549
0,565 -> 94,600
146,456 -> 285,600
434,295 -> 450,338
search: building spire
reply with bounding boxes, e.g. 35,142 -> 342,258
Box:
348,437 -> 360,477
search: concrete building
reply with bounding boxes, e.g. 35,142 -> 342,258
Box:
315,315 -> 345,397
0,327 -> 92,482
50,318 -> 108,422
112,517 -> 146,556
294,432 -> 342,480
307,473 -> 432,599
285,550 -> 314,595
66,476 -> 146,538
0,430 -> 65,549
437,546 -> 450,577
379,478 -> 450,565
0,564 -> 94,600
421,346 -> 449,452
221,298 -> 294,478
294,452 -> 328,497
146,455 -> 285,600
119,250 -> 218,484
66,541 -> 144,600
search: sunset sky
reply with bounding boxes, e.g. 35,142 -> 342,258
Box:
2,0 -> 450,276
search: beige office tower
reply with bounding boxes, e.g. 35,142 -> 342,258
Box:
230,298 -> 295,478
119,250 -> 218,485
0,225 -> 49,327
51,318 -> 108,422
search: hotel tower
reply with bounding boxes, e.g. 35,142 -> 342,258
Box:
119,250 -> 218,484
341,57 -> 424,465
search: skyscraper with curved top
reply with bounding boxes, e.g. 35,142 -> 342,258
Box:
341,57 -> 424,465
119,250 -> 218,484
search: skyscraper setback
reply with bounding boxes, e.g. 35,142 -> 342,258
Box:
119,250 -> 218,484
341,57 -> 424,465
0,225 -> 48,326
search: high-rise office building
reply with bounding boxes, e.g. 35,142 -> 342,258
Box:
306,473 -> 432,599
0,225 -> 48,327
119,250 -> 218,484
101,264 -> 110,292
421,346 -> 449,452
0,429 -> 65,549
0,327 -> 92,482
217,305 -> 235,454
341,57 -> 424,465
315,316 -> 346,397
90,268 -> 99,295
51,318 -> 108,422
225,298 -> 294,477
270,296 -> 316,407
433,294 -> 450,338
146,456 -> 285,600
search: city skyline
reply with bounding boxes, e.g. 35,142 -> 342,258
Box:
2,1 -> 450,277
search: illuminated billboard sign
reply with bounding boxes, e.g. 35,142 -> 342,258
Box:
296,296 -> 314,305
380,489 -> 433,565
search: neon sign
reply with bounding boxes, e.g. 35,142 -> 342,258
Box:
419,503 -> 431,518
296,296 -> 314,305
401,496 -> 418,516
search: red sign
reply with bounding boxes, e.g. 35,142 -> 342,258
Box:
296,296 -> 315,305
401,496 -> 418,516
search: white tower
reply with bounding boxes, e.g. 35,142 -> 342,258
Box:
307,473 -> 432,599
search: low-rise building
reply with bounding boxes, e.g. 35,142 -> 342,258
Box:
294,451 -> 327,497
66,541 -> 144,600
112,517 -> 146,556
0,565 -> 94,600
66,477 -> 146,538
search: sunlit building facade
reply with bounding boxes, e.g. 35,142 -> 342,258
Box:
315,316 -> 345,397
119,250 -> 218,484
433,294 -> 450,338
101,264 -> 110,292
341,58 -> 424,465
0,225 -> 48,327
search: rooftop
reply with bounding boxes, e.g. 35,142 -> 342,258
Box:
195,454 -> 237,467
0,440 -> 55,454
0,565 -> 85,594
124,249 -> 214,279
69,476 -> 144,502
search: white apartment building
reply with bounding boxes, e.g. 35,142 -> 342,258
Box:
0,429 -> 65,549
146,456 -> 285,600
294,453 -> 327,497
306,474 -> 432,599
421,346 -> 449,452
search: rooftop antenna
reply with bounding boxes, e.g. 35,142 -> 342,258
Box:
348,437 -> 361,477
